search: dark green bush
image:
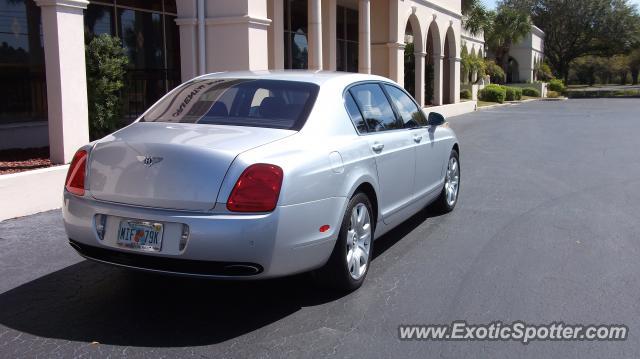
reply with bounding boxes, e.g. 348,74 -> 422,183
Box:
485,60 -> 506,84
548,79 -> 565,93
460,89 -> 472,99
479,84 -> 507,103
86,34 -> 129,140
522,88 -> 540,97
505,87 -> 523,101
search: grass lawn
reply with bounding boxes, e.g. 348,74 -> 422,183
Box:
477,100 -> 500,107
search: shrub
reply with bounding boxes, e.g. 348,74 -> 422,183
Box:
460,89 -> 472,99
485,60 -> 506,84
479,84 -> 507,103
86,34 -> 129,140
522,88 -> 540,97
548,79 -> 565,93
505,87 -> 523,101
535,62 -> 554,82
547,90 -> 560,98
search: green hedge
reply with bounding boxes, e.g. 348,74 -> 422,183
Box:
505,87 -> 523,101
522,88 -> 540,97
548,79 -> 565,93
479,84 -> 507,103
460,89 -> 472,100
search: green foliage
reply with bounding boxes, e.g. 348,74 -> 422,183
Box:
630,49 -> 640,84
548,79 -> 565,93
460,89 -> 472,99
86,34 -> 128,140
485,59 -> 506,84
501,0 -> 640,81
570,54 -> 634,85
522,87 -> 540,97
485,6 -> 531,74
461,46 -> 487,84
505,86 -> 523,101
403,42 -> 415,97
535,62 -> 554,82
463,0 -> 493,36
479,84 -> 507,103
566,89 -> 640,98
546,90 -> 560,98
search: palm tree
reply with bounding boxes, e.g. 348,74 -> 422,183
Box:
485,6 -> 531,76
462,0 -> 493,36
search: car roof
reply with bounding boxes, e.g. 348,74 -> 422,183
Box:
197,70 -> 393,86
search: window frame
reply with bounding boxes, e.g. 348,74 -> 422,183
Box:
380,83 -> 428,129
342,81 -> 408,136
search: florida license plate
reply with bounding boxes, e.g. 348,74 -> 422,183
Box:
117,220 -> 164,252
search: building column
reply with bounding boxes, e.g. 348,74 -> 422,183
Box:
451,56 -> 461,103
387,42 -> 404,85
205,0 -> 271,72
358,0 -> 371,74
176,0 -> 201,80
321,0 -> 336,70
415,51 -> 426,107
36,0 -> 89,164
308,0 -> 322,70
432,53 -> 444,105
268,0 -> 285,70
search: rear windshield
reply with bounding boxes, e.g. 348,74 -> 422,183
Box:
141,79 -> 320,130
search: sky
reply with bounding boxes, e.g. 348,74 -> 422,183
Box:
481,0 -> 640,9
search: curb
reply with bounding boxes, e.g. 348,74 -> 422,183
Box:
477,98 -> 541,111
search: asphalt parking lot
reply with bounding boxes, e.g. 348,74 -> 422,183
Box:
1,99 -> 640,358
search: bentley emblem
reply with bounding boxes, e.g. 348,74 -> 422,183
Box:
137,156 -> 163,167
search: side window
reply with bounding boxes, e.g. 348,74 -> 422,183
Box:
349,83 -> 402,132
344,92 -> 368,133
383,84 -> 427,128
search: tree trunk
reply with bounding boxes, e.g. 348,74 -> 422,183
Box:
632,70 -> 639,85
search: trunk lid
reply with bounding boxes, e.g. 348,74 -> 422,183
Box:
88,122 -> 294,211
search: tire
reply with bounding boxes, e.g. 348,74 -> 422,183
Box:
431,149 -> 460,214
314,192 -> 374,292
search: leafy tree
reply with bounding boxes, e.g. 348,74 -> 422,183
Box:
628,48 -> 640,84
485,59 -> 506,84
485,6 -> 531,76
610,55 -> 631,84
462,0 -> 493,36
535,61 -> 554,81
86,34 -> 129,140
500,0 -> 640,82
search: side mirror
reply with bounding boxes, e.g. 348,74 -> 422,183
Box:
427,112 -> 446,127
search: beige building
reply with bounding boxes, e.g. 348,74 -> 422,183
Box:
0,0 -> 464,163
506,25 -> 545,83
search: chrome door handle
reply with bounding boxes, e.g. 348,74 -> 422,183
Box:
372,143 -> 385,152
413,135 -> 423,143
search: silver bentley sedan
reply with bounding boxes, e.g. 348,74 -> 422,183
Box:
63,71 -> 460,291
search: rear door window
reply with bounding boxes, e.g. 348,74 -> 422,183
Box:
348,83 -> 402,132
142,79 -> 319,130
344,92 -> 368,133
383,84 -> 427,128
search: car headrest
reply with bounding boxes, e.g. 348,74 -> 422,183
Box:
208,101 -> 229,117
259,97 -> 286,118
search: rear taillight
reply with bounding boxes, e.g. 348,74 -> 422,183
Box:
65,149 -> 88,196
227,164 -> 283,213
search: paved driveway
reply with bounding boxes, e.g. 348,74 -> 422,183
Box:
2,99 -> 640,358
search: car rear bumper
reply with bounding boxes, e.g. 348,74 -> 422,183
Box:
63,192 -> 347,279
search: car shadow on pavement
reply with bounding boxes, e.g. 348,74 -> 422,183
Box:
0,208 -> 438,347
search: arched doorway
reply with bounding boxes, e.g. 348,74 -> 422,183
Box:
442,27 -> 456,104
404,22 -> 416,98
424,20 -> 440,106
507,57 -> 519,83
